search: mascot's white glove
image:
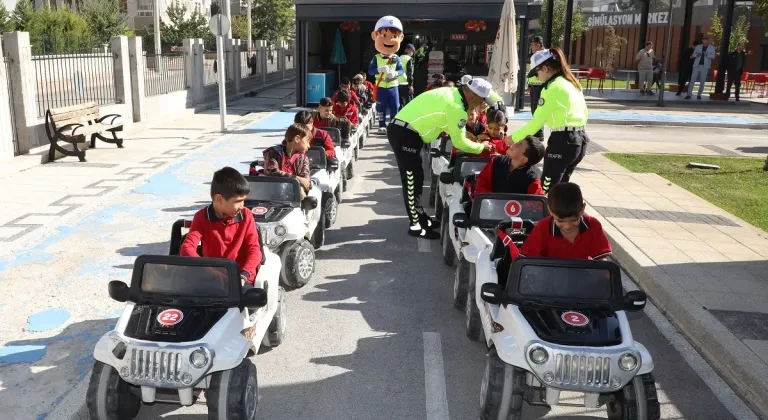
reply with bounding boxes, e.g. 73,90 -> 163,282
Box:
386,69 -> 399,79
377,65 -> 389,74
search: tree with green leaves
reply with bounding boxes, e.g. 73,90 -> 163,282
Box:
0,2 -> 14,33
11,0 -> 34,31
538,0 -> 587,48
249,0 -> 295,43
595,26 -> 627,75
231,15 -> 250,41
27,6 -> 91,54
141,0 -> 211,51
616,0 -> 668,12
79,0 -> 128,45
754,0 -> 768,28
707,9 -> 751,54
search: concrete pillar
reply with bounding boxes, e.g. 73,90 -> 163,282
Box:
230,39 -> 241,93
183,38 -> 195,89
255,40 -> 267,86
128,36 -> 146,123
277,40 -> 287,81
0,37 -> 15,160
111,36 -> 133,123
191,39 -> 205,103
3,32 -> 36,155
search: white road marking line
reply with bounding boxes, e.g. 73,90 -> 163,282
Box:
620,273 -> 759,420
423,332 -> 451,420
418,238 -> 432,252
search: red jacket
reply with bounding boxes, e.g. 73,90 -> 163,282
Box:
478,112 -> 488,126
474,156 -> 544,196
180,206 -> 262,283
473,137 -> 509,158
332,89 -> 361,106
312,128 -> 336,158
333,103 -> 359,125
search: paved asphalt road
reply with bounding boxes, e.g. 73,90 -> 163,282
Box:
137,124 -> 757,420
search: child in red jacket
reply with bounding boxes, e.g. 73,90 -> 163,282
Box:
475,108 -> 510,158
332,89 -> 359,126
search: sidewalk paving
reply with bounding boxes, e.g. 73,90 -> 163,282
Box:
572,153 -> 768,419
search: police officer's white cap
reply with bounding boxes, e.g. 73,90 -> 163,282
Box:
465,77 -> 502,107
528,49 -> 555,77
374,16 -> 403,32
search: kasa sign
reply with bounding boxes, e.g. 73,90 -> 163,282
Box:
587,11 -> 670,28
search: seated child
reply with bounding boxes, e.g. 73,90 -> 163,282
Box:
294,111 -> 336,158
180,167 -> 262,286
332,89 -> 359,126
332,77 -> 361,107
313,97 -> 353,139
477,102 -> 489,126
474,108 -> 510,158
352,74 -> 369,105
424,73 -> 445,91
444,80 -> 455,88
474,135 -> 545,196
358,71 -> 375,98
262,123 -> 312,199
449,108 -> 488,166
519,182 -> 612,260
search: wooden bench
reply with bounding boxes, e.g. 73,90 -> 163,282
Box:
44,102 -> 124,162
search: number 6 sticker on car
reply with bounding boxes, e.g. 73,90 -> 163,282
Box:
157,309 -> 184,326
504,200 -> 521,217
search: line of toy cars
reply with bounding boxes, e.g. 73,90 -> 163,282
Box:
429,146 -> 661,419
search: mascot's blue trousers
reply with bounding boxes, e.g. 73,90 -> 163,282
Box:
377,87 -> 400,128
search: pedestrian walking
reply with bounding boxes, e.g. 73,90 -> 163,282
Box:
527,36 -> 545,139
687,37 -> 715,100
635,41 -> 655,95
676,41 -> 697,96
506,47 -> 588,194
726,44 -> 747,102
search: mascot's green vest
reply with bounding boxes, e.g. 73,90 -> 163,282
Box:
376,55 -> 399,89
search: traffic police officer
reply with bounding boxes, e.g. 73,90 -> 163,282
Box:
398,44 -> 415,110
527,36 -> 545,139
388,77 -> 503,239
506,47 -> 589,194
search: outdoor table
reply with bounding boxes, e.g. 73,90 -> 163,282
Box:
615,69 -> 638,92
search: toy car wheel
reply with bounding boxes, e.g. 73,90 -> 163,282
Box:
606,374 -> 661,420
322,192 -> 338,228
354,146 -> 359,161
206,359 -> 259,420
454,258 -> 471,310
279,240 -> 315,289
441,210 -> 456,267
335,182 -> 343,204
428,175 -> 437,207
86,361 -> 141,420
312,212 -> 326,249
435,196 -> 443,221
466,268 -> 483,342
479,347 -> 524,420
346,159 -> 355,179
267,287 -> 287,347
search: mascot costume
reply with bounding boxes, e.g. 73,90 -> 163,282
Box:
368,15 -> 404,134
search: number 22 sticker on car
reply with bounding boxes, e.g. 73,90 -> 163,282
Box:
504,200 -> 521,217
560,311 -> 589,327
157,309 -> 184,327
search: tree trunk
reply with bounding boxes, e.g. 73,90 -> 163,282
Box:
764,154 -> 768,171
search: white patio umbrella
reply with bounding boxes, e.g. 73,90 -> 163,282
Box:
487,0 -> 519,107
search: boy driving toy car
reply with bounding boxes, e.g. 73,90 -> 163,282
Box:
262,123 -> 312,199
294,111 -> 336,159
332,89 -> 360,126
313,97 -> 354,140
180,167 -> 263,286
473,135 -> 546,196
519,182 -> 612,260
333,77 -> 361,107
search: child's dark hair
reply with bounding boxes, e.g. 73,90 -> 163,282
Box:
487,108 -> 508,125
521,136 -> 545,166
335,89 -> 350,102
547,182 -> 584,218
294,110 -> 313,125
284,123 -> 309,142
319,97 -> 332,107
340,76 -> 351,85
211,166 -> 249,199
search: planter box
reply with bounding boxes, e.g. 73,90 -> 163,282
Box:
709,92 -> 728,101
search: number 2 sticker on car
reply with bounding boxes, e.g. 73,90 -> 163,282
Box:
252,207 -> 268,216
504,200 -> 522,217
157,309 -> 184,326
561,311 -> 589,327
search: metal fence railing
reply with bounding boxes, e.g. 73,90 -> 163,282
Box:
4,58 -> 19,156
144,54 -> 186,97
32,53 -> 115,118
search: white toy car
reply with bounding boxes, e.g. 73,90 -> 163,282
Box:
244,175 -> 324,289
87,253 -> 285,420
437,156 -> 489,266
470,250 -> 658,417
450,193 -> 548,312
428,135 -> 452,208
306,145 -> 342,228
322,126 -> 356,188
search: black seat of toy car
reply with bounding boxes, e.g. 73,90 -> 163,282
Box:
322,127 -> 342,147
169,216 -> 267,266
307,146 -> 327,171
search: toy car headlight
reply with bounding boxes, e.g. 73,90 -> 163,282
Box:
619,353 -> 638,371
274,224 -> 286,237
190,348 -> 209,369
529,346 -> 549,364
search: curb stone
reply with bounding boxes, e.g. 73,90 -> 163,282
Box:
585,202 -> 768,420
586,119 -> 768,130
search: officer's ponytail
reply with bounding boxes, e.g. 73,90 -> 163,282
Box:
547,47 -> 582,91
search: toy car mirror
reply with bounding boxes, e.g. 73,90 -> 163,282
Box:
430,148 -> 440,157
464,173 -> 477,184
481,283 -> 503,305
327,157 -> 340,171
108,280 -> 130,303
242,287 -> 268,309
439,172 -> 454,184
452,213 -> 468,229
301,196 -> 319,211
623,290 -> 647,311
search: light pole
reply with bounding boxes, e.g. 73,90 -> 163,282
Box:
247,0 -> 252,53
657,0 -> 674,106
154,0 -> 162,57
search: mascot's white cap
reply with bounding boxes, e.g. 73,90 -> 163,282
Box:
374,16 -> 403,32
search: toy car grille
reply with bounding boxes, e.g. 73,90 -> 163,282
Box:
553,353 -> 611,387
253,207 -> 291,222
129,348 -> 184,382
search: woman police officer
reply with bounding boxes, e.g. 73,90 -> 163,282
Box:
387,77 -> 503,239
505,47 -> 589,194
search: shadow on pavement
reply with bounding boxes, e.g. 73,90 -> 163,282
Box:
736,146 -> 768,154
116,241 -> 169,257
161,201 -> 211,213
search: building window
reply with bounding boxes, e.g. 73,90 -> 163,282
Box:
138,0 -> 154,17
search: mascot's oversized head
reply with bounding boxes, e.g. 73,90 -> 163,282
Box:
371,16 -> 404,56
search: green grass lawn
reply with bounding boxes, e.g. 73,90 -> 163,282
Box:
605,154 -> 768,232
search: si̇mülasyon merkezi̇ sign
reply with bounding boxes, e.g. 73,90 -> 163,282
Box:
586,11 -> 670,28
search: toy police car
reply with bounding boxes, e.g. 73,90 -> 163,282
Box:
306,145 -> 342,228
87,254 -> 285,420
471,253 -> 659,418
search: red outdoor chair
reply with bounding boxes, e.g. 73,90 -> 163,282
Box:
752,74 -> 767,98
585,68 -> 605,93
740,72 -> 752,97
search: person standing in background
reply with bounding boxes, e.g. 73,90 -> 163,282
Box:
398,44 -> 415,110
687,37 -> 715,100
635,42 -> 655,95
726,44 -> 747,102
527,36 -> 545,139
676,41 -> 697,96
